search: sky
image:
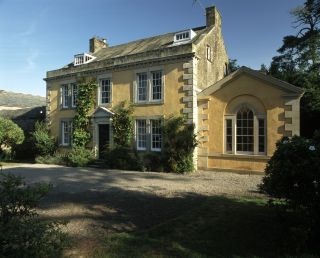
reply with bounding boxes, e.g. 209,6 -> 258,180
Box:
0,0 -> 305,97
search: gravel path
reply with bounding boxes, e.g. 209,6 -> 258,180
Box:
2,163 -> 264,255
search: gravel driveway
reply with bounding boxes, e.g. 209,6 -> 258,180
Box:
2,163 -> 264,255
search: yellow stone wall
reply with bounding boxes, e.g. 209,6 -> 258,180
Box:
198,73 -> 294,172
46,61 -> 186,143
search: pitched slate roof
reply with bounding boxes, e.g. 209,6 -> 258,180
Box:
198,66 -> 305,97
91,26 -> 207,62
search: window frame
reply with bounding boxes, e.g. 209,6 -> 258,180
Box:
137,72 -> 148,102
61,120 -> 72,147
60,82 -> 77,109
224,107 -> 266,156
71,83 -> 78,108
150,119 -> 162,152
135,117 -> 162,152
99,78 -> 112,105
61,84 -> 70,109
236,107 -> 254,155
134,68 -> 164,104
136,119 -> 147,151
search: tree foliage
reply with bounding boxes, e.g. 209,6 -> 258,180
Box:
228,59 -> 240,73
72,77 -> 97,147
162,116 -> 197,173
111,101 -> 134,147
0,117 -> 24,151
32,121 -> 56,156
269,0 -> 320,137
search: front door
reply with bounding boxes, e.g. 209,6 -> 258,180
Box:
98,124 -> 110,159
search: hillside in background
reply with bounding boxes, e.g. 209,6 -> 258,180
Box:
0,90 -> 45,108
0,90 -> 46,133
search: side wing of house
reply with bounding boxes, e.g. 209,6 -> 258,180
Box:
197,67 -> 304,172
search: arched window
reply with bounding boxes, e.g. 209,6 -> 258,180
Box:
225,104 -> 266,155
236,107 -> 254,153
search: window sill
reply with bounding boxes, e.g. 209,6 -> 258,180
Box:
202,152 -> 269,160
60,107 -> 76,110
98,103 -> 112,108
133,101 -> 163,106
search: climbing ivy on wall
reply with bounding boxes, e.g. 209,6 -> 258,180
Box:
111,101 -> 134,147
72,77 -> 97,147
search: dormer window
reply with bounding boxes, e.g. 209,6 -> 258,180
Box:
173,29 -> 196,44
176,32 -> 189,41
74,53 -> 96,66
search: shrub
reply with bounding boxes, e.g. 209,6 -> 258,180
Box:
260,133 -> 320,251
162,116 -> 197,173
32,121 -> 57,156
0,117 -> 25,159
104,147 -> 142,171
140,152 -> 164,172
12,135 -> 36,161
35,151 -> 68,166
260,135 -> 320,212
66,147 -> 95,167
0,173 -> 68,258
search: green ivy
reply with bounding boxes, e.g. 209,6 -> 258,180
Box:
111,101 -> 134,147
72,77 -> 97,147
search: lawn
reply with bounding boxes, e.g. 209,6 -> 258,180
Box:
92,196 -> 316,258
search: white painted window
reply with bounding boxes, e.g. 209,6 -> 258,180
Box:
151,71 -> 162,101
74,53 -> 95,66
151,119 -> 162,151
61,121 -> 72,146
62,84 -> 70,108
236,107 -> 254,153
71,83 -> 78,107
258,118 -> 266,153
137,73 -> 148,102
224,106 -> 266,155
135,71 -> 163,103
61,83 -> 77,108
173,29 -> 196,44
136,120 -> 147,150
100,79 -> 111,104
225,119 -> 233,153
135,118 -> 162,151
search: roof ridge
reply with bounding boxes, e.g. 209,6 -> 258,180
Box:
96,26 -> 207,52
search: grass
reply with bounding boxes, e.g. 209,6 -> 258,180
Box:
92,195 -> 317,258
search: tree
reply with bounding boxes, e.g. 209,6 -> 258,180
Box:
228,59 -> 240,73
0,117 -> 24,152
32,121 -> 56,156
269,0 -> 320,137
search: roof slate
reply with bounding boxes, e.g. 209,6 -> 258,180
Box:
91,26 -> 207,62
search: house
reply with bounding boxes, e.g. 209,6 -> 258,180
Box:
44,6 -> 303,172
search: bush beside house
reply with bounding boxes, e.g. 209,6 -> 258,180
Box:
260,132 -> 320,252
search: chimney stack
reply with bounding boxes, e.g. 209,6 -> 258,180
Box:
89,37 -> 108,53
206,6 -> 222,28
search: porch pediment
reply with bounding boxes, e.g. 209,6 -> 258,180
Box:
91,107 -> 114,119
